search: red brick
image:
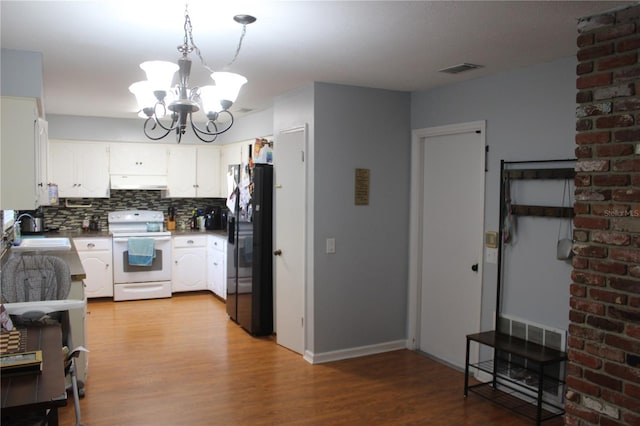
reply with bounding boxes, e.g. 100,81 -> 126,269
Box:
578,72 -> 614,89
578,45 -> 615,63
608,306 -> 640,323
575,189 -> 612,201
576,145 -> 593,159
586,315 -> 625,333
610,248 -> 640,263
572,271 -> 607,287
604,334 -> 640,355
616,66 -> 640,82
576,131 -> 611,144
570,310 -> 587,324
574,202 -> 591,215
609,276 -> 640,294
613,188 -> 640,202
584,341 -> 626,363
573,244 -> 608,258
576,118 -> 593,131
627,383 -> 640,401
628,324 -> 640,339
608,362 -> 640,383
565,401 -> 600,424
590,287 -> 628,304
632,296 -> 640,308
576,160 -> 611,172
575,216 -> 609,229
577,91 -> 594,104
570,323 -> 605,342
573,256 -> 589,269
593,174 -> 630,186
602,388 -> 640,412
577,62 -> 594,75
618,6 -> 640,23
596,114 -> 635,128
610,217 -> 640,233
591,230 -> 630,245
598,54 -> 637,72
571,298 -> 606,315
617,37 -> 640,52
631,265 -> 640,278
571,283 -> 587,297
623,411 -> 640,426
613,97 -> 640,112
570,348 -> 604,369
566,375 -> 602,398
633,175 -> 640,186
584,368 -> 623,391
574,230 -> 590,242
592,204 -> 629,216
595,23 -> 636,42
575,174 -> 592,187
595,144 -> 635,157
612,158 -> 640,171
578,33 -> 595,47
613,129 -> 640,142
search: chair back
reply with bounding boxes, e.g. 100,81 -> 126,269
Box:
1,255 -> 71,303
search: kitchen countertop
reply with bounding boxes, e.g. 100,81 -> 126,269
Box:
1,239 -> 86,282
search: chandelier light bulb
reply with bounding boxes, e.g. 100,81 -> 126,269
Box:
140,60 -> 179,92
211,72 -> 247,105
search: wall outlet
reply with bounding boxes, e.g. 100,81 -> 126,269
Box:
485,247 -> 498,264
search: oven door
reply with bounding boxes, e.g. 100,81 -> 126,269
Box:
112,236 -> 172,283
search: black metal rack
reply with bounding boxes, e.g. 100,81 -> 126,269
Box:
463,159 -> 575,425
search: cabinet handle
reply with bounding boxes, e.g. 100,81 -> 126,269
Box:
187,240 -> 194,244
274,249 -> 282,256
175,260 -> 178,264
87,243 -> 95,248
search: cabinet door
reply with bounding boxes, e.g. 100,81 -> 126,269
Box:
74,238 -> 113,298
76,143 -> 110,198
166,146 -> 196,197
49,141 -> 79,197
172,248 -> 207,292
110,143 -> 167,175
196,147 -> 220,197
0,97 -> 38,210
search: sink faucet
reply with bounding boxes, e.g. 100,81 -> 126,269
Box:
13,213 -> 34,244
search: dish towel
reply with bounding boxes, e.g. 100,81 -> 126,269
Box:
128,238 -> 155,266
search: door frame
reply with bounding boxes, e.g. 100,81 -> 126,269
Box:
407,120 -> 486,351
274,124 -> 309,357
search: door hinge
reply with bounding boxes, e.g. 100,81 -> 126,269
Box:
301,317 -> 304,327
301,151 -> 305,162
485,145 -> 489,172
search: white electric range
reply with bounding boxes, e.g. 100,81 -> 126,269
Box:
108,210 -> 172,301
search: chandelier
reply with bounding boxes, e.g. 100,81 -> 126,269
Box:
129,5 -> 255,143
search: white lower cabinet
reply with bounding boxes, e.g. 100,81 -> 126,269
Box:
73,237 -> 113,298
172,235 -> 208,292
208,235 -> 227,299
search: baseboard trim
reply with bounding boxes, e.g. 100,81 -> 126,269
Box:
303,339 -> 407,364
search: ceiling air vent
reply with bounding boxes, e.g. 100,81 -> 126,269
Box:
439,63 -> 483,74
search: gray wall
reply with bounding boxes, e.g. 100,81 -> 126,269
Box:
1,48 -> 43,99
411,57 -> 577,333
313,83 -> 411,353
47,107 -> 274,144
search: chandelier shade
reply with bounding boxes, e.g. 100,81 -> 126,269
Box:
129,5 -> 255,143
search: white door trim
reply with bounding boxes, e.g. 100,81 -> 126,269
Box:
407,120 -> 486,350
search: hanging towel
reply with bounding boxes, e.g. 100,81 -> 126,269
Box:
128,238 -> 155,266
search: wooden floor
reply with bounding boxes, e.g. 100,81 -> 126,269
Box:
59,293 -> 563,425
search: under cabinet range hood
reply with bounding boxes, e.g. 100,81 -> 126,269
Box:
110,175 -> 167,190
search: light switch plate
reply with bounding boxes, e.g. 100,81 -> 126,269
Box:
485,247 -> 498,264
326,238 -> 336,254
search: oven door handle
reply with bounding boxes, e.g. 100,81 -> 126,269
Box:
113,237 -> 172,243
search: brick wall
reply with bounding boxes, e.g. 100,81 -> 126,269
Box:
570,4 -> 640,426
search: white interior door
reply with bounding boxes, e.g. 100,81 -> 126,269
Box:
417,123 -> 485,369
274,127 -> 306,354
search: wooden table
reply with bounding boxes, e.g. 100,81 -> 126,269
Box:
1,324 -> 67,426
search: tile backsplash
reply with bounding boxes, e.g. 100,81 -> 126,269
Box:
32,191 -> 226,232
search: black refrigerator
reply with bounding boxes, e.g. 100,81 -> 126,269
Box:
226,163 -> 273,336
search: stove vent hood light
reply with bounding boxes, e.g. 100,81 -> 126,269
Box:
110,175 -> 168,190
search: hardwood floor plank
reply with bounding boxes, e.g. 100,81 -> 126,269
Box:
58,293 -> 563,425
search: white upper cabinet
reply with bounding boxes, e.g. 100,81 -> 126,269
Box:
35,118 -> 51,206
110,143 -> 167,176
49,140 -> 110,198
166,145 -> 221,198
1,96 -> 39,210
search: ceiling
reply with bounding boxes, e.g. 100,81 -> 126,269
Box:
1,1 -> 634,121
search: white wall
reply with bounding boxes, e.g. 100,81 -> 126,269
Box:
411,56 -> 577,333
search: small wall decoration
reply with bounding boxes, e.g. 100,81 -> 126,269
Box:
355,168 -> 370,205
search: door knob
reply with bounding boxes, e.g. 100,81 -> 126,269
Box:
273,249 -> 282,256
471,263 -> 479,272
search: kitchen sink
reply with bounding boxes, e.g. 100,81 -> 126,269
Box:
13,237 -> 72,251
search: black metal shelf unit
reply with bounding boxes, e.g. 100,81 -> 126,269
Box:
462,159 -> 574,425
464,331 -> 567,425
